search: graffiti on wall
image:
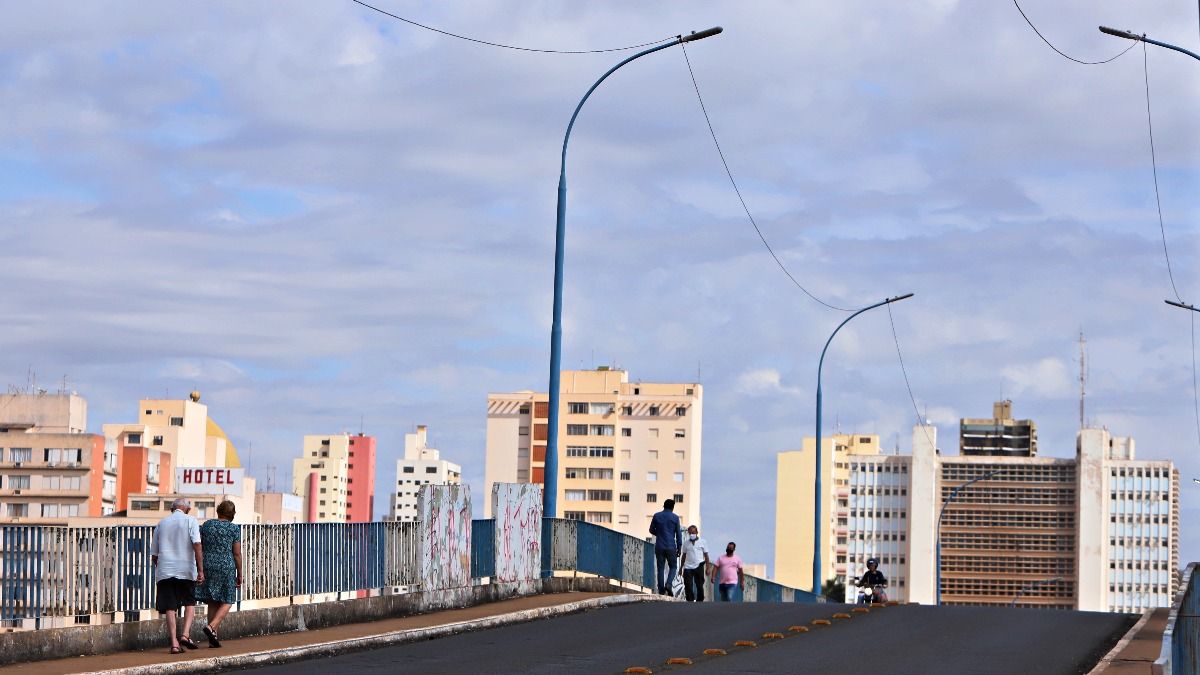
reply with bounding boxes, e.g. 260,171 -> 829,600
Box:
418,484 -> 471,590
492,483 -> 542,582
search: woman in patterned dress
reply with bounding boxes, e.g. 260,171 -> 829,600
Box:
194,500 -> 242,647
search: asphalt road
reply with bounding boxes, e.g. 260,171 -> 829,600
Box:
244,601 -> 1135,675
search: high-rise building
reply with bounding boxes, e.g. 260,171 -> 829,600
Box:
774,434 -> 881,591
292,433 -> 376,522
0,393 -> 115,520
959,399 -> 1038,457
843,422 -> 1179,612
485,368 -> 702,540
390,425 -> 460,522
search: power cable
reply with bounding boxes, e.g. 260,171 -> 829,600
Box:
888,303 -> 936,452
1192,314 -> 1200,453
678,42 -> 852,312
1141,42 -> 1183,302
349,0 -> 678,54
1012,0 -> 1136,64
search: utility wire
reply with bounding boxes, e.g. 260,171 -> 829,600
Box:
1192,314 -> 1200,453
1142,42 -> 1183,302
1012,0 -> 1136,64
888,302 -> 936,452
678,42 -> 852,312
350,0 -> 677,54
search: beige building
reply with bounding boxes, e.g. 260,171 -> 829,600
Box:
485,368 -> 702,539
0,393 -> 116,521
255,492 -> 305,524
775,434 -> 881,591
960,400 -> 1038,457
291,433 -> 376,522
127,473 -> 259,523
390,425 -> 461,522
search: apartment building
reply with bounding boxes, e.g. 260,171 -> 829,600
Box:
390,425 -> 461,522
774,434 -> 881,591
0,393 -> 116,521
960,400 -> 1038,457
292,433 -> 376,522
485,368 -> 702,539
842,423 -> 1179,612
255,492 -> 305,524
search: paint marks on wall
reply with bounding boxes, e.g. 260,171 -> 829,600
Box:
418,484 -> 471,590
492,483 -> 542,582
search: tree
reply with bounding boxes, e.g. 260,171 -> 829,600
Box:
821,576 -> 845,601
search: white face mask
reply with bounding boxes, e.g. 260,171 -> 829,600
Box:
689,534 -> 698,541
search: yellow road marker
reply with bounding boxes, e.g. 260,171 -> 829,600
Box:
811,619 -> 831,626
624,668 -> 652,674
886,600 -> 900,606
788,625 -> 810,633
832,612 -> 851,619
762,632 -> 785,639
852,607 -> 870,614
703,648 -> 727,656
734,640 -> 758,647
666,657 -> 693,665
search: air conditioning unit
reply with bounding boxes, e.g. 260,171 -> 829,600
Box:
13,462 -> 21,468
46,462 -> 57,468
13,489 -> 20,495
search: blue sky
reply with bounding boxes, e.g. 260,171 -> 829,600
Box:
0,1 -> 1197,570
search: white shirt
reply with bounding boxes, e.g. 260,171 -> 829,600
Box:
152,509 -> 201,582
681,536 -> 709,570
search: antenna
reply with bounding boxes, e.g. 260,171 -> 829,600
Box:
359,415 -> 364,435
1078,330 -> 1087,430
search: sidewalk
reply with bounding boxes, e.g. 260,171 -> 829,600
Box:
0,591 -> 655,675
1090,607 -> 1169,674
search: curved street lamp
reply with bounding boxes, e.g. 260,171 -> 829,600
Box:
812,292 -> 914,594
544,27 -> 723,518
1099,26 -> 1200,63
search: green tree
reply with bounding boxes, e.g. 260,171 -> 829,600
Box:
821,576 -> 845,601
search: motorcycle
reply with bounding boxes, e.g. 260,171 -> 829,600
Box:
856,583 -> 888,605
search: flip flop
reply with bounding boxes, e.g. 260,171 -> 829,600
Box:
170,646 -> 184,654
202,625 -> 222,648
178,636 -> 200,650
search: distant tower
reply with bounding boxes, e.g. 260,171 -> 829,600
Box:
1078,331 -> 1088,430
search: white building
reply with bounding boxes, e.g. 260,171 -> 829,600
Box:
389,425 -> 461,522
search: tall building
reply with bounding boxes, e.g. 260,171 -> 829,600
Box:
292,433 -> 376,522
843,422 -> 1179,612
485,368 -> 702,540
960,399 -> 1038,457
774,434 -> 881,591
390,425 -> 461,522
0,393 -> 116,520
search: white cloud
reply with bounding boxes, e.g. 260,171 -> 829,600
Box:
1002,358 -> 1073,399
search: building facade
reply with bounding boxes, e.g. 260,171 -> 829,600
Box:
960,399 -> 1038,457
390,425 -> 461,522
0,393 -> 116,521
774,433 -> 881,591
842,424 -> 1179,612
485,368 -> 702,540
292,433 -> 376,522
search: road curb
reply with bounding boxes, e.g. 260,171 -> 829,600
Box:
82,593 -> 669,675
1086,609 -> 1155,674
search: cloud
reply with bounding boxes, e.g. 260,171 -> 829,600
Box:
1002,358 -> 1074,399
735,368 -> 802,397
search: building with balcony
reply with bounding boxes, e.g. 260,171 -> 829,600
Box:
960,399 -> 1038,457
291,433 -> 376,522
484,368 -> 702,540
389,425 -> 460,522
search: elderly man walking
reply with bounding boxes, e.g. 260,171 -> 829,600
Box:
152,498 -> 205,654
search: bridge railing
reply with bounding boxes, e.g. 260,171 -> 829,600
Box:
1156,562 -> 1198,675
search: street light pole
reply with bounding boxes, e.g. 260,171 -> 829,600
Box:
936,468 -> 1002,605
1099,26 -> 1200,62
544,27 -> 722,519
1011,576 -> 1063,608
813,292 -> 914,595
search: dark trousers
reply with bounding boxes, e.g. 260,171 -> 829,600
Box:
655,548 -> 678,594
682,567 -> 705,602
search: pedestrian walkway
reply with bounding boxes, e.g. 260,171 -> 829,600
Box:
0,591 -> 640,675
1089,607 -> 1169,674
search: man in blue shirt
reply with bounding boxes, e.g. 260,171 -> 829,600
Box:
648,498 -> 683,596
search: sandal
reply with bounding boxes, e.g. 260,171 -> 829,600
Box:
178,636 -> 200,650
203,624 -> 222,648
170,646 -> 185,654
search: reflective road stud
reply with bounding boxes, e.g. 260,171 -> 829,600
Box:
812,619 -> 832,626
734,640 -> 758,647
666,658 -> 693,665
788,625 -> 810,633
703,649 -> 727,656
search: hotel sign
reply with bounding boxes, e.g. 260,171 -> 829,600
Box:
175,467 -> 244,494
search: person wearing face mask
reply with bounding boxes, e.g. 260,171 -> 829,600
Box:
680,525 -> 710,602
712,541 -> 744,602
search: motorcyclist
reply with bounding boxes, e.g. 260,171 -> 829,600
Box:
856,558 -> 888,603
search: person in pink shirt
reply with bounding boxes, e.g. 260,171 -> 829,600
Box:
711,541 -> 744,602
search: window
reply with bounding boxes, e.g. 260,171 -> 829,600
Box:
566,446 -> 588,457
568,402 -> 588,414
649,405 -> 660,416
620,449 -> 631,459
648,428 -> 659,438
674,429 -> 686,438
618,515 -> 630,524
674,450 -> 686,461
588,447 -> 614,458
10,447 -> 32,462
622,406 -> 633,415
686,388 -> 694,395
646,471 -> 658,481
520,404 -> 531,415
619,493 -> 630,502
425,467 -> 437,473
586,512 -> 612,524
152,436 -> 164,446
620,471 -> 631,480
673,472 -> 685,482
588,468 -> 613,480
564,467 -> 585,479
45,448 -> 62,463
675,406 -> 686,417
403,466 -> 415,473
646,493 -> 657,503
6,503 -> 28,517
621,428 -> 632,437
634,387 -> 640,395
648,450 -> 659,460
567,425 -> 588,436
8,475 -> 29,489
169,417 -> 184,427
519,426 -> 529,436
131,500 -> 159,511
587,490 -> 612,501
589,403 -> 614,415
590,425 -> 614,436
126,434 -> 141,445
145,409 -> 152,415
564,511 -> 586,521
673,493 -> 684,503
565,490 -> 586,501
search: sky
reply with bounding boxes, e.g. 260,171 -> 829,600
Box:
1,1 -> 1197,572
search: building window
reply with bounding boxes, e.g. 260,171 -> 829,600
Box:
674,429 -> 685,438
587,512 -> 612,524
125,434 -> 141,446
673,493 -> 684,503
565,467 -> 585,479
590,403 -> 614,415
673,472 -> 685,482
646,471 -> 658,482
588,446 -> 614,458
152,436 -> 164,446
130,500 -> 159,511
621,428 -> 632,437
565,490 -> 586,501
564,511 -> 586,521
8,475 -> 29,489
619,493 -> 630,502
618,515 -> 630,524
622,406 -> 633,415
620,471 -> 630,480
426,467 -> 437,473
675,407 -> 686,417
169,417 -> 184,427
568,402 -> 588,414
566,446 -> 588,457
649,405 -> 660,416
588,468 -> 613,480
567,425 -> 588,436
648,450 -> 659,460
646,493 -> 657,503
590,425 -> 614,436
519,426 -> 529,436
674,450 -> 685,461
686,388 -> 694,395
587,490 -> 612,501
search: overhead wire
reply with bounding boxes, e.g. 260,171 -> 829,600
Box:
1012,0 -> 1136,65
678,41 -> 852,312
888,303 -> 936,451
349,0 -> 678,54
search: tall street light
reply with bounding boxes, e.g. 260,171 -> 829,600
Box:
936,467 -> 1003,605
813,292 -> 913,594
544,27 -> 723,519
1099,26 -> 1200,63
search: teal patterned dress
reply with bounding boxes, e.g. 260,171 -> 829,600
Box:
195,519 -> 240,605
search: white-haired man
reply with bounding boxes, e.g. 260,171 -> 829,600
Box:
151,498 -> 205,654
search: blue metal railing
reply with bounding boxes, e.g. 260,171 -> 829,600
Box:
471,519 -> 496,579
1156,562 -> 1198,675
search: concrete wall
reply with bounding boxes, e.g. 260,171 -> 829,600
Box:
419,484 -> 471,590
492,483 -> 542,583
907,424 -> 938,605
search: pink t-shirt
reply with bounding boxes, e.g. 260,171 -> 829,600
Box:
715,554 -> 743,584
